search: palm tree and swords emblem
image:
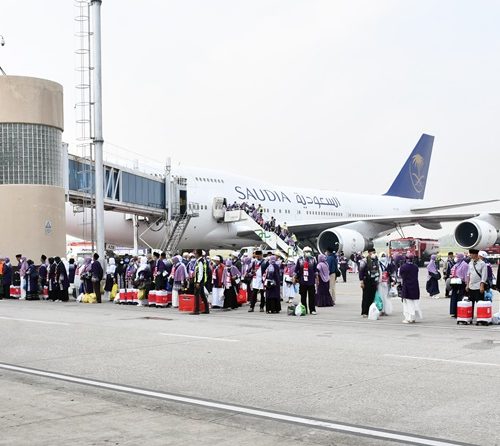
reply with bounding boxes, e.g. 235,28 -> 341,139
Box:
409,154 -> 426,193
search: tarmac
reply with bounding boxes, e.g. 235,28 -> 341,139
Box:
1,268 -> 499,446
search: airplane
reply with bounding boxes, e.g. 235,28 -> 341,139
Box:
66,134 -> 500,257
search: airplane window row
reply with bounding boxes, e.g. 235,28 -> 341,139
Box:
306,211 -> 343,217
348,213 -> 376,218
195,177 -> 224,183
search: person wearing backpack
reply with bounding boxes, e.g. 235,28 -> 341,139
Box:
359,248 -> 380,317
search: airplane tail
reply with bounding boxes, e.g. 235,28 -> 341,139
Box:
384,133 -> 434,200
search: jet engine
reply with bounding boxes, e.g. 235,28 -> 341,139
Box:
317,228 -> 373,257
454,218 -> 499,249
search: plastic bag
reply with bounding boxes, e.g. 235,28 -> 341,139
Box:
389,286 -> 398,297
110,283 -> 118,300
374,291 -> 383,311
492,312 -> 500,325
138,289 -> 145,300
484,289 -> 493,301
77,293 -> 84,303
368,303 -> 380,320
287,305 -> 296,316
113,292 -> 121,304
295,304 -> 306,316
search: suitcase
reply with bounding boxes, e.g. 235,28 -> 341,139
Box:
476,300 -> 492,326
179,294 -> 205,312
9,285 -> 21,298
156,290 -> 168,307
132,289 -> 139,305
457,300 -> 473,325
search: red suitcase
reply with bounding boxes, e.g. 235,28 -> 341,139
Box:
179,294 -> 205,312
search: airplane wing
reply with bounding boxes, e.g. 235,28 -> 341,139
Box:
286,212 -> 485,238
410,199 -> 499,214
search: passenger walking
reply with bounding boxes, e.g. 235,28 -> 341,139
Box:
90,253 -> 104,303
210,255 -> 225,309
248,250 -> 267,313
316,254 -> 334,307
399,254 -> 422,323
426,254 -> 440,298
222,259 -> 240,311
359,248 -> 380,317
170,255 -> 188,308
2,257 -> 12,299
295,247 -> 317,315
264,256 -> 281,313
192,249 -> 209,315
325,248 -> 338,304
449,253 -> 468,318
466,249 -> 488,316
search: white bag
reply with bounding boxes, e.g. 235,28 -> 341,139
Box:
368,303 -> 380,320
76,293 -> 84,303
492,312 -> 500,325
389,286 -> 398,297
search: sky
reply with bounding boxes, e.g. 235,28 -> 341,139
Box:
1,0 -> 499,238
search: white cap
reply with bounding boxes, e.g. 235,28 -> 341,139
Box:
303,246 -> 312,252
478,250 -> 488,258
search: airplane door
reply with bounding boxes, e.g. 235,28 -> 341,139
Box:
180,190 -> 187,215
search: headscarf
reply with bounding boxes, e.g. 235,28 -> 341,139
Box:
427,254 -> 438,274
137,257 -> 148,274
222,259 -> 240,286
172,256 -> 188,282
83,256 -> 92,273
453,253 -> 469,281
379,252 -> 388,268
19,257 -> 28,277
4,257 -> 10,264
266,256 -> 277,276
107,258 -> 116,275
317,254 -> 330,282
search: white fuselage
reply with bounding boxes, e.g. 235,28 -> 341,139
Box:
66,166 -> 420,250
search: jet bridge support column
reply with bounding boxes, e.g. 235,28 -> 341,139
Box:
133,215 -> 139,255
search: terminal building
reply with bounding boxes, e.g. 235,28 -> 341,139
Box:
0,76 -> 66,262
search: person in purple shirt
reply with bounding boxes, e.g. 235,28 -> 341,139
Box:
399,254 -> 422,323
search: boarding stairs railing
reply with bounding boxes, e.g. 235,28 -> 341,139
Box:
162,213 -> 192,255
224,209 -> 303,258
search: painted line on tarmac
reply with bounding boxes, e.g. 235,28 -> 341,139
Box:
385,354 -> 500,368
0,363 -> 473,446
0,316 -> 70,326
159,333 -> 239,343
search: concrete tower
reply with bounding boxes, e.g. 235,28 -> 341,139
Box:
0,76 -> 66,262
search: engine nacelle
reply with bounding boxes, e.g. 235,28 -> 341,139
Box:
454,218 -> 499,250
317,228 -> 373,257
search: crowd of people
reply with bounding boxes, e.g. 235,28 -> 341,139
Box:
358,248 -> 498,323
1,246 -> 498,324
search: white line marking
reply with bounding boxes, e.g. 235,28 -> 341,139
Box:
385,354 -> 500,368
159,333 -> 239,343
0,363 -> 470,446
0,316 -> 70,326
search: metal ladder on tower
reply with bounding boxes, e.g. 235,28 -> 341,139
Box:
163,213 -> 192,255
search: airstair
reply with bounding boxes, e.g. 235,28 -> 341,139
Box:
162,213 -> 192,255
221,206 -> 303,258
